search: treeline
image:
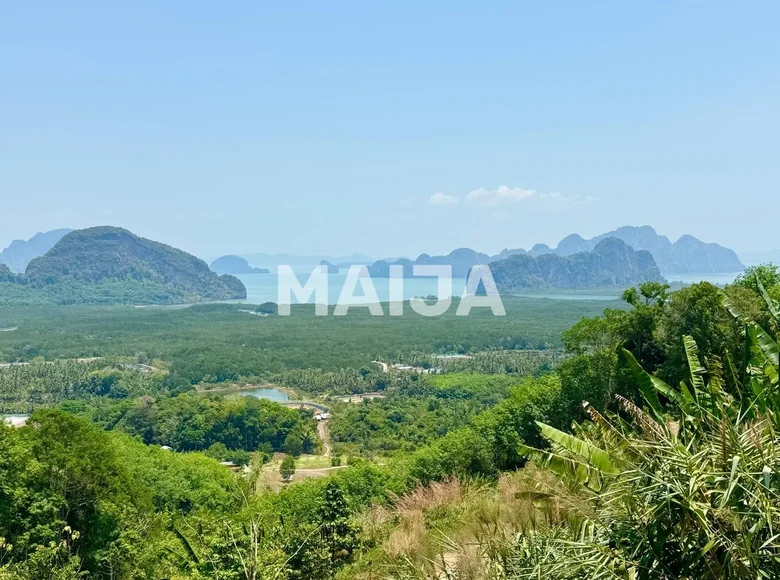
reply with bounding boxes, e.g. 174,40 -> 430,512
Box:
0,360 -> 172,413
0,297 -> 614,382
346,273 -> 780,487
65,392 -> 318,463
0,409 -> 397,579
384,348 -> 565,374
273,349 -> 563,397
329,373 -> 545,455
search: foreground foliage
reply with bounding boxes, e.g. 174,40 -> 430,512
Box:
2,272 -> 779,579
510,288 -> 780,578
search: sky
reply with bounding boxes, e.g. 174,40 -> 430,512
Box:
1,1 -> 779,260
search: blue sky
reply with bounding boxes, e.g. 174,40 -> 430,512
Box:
1,1 -> 778,258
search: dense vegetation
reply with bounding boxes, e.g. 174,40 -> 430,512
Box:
0,297 -> 614,384
69,393 -> 317,461
0,265 -> 19,284
329,373 -> 546,455
274,350 -> 563,397
2,226 -> 246,305
0,410 -> 394,579
2,264 -> 779,578
0,360 -> 171,413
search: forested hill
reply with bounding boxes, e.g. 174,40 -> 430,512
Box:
12,226 -> 246,304
489,237 -> 664,291
0,263 -> 19,283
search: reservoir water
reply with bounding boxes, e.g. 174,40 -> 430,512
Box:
238,387 -> 290,402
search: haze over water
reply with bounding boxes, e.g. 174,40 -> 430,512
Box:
236,268 -> 744,305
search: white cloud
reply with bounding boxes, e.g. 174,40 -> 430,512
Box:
429,192 -> 458,206
466,186 -> 535,206
465,185 -> 597,210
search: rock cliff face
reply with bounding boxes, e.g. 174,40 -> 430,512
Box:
541,226 -> 743,274
364,226 -> 741,278
489,238 -> 665,292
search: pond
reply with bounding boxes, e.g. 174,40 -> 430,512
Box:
238,387 -> 290,402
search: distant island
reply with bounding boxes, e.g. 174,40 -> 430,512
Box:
1,226 -> 246,305
489,238 -> 664,292
210,255 -> 270,275
240,252 -> 374,269
320,260 -> 340,273
365,225 -> 743,277
529,226 -> 744,274
368,248 -> 492,278
0,228 -> 73,273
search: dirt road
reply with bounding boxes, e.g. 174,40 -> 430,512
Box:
317,420 -> 331,456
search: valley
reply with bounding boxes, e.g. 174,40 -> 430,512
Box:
2,4 -> 776,576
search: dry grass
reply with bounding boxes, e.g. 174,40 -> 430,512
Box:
363,468 -> 571,580
395,478 -> 465,516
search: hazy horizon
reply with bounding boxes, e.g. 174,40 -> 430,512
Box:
1,223 -> 775,265
2,2 -> 779,257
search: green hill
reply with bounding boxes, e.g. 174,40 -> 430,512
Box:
16,226 -> 246,304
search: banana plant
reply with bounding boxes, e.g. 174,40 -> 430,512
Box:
513,299 -> 780,579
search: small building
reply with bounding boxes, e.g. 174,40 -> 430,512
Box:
3,415 -> 29,428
